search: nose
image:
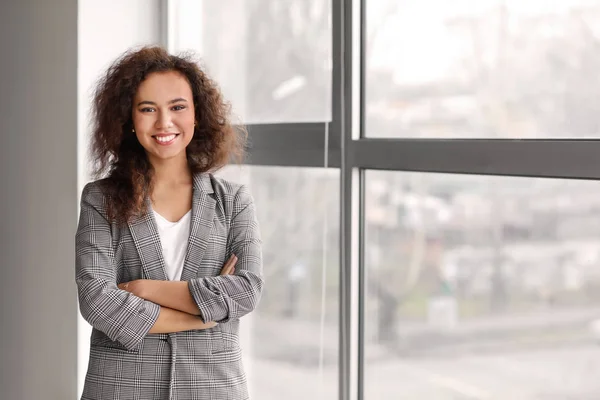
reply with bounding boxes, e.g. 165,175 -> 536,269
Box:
155,110 -> 174,129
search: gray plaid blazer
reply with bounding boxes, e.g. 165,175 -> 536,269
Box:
76,172 -> 263,400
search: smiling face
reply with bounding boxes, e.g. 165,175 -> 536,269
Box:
132,70 -> 196,165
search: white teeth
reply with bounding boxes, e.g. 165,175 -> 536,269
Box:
155,135 -> 176,143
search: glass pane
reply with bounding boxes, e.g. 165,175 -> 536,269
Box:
217,166 -> 339,400
171,0 -> 332,124
366,1 -> 600,138
365,170 -> 600,399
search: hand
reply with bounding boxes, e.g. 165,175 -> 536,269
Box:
220,254 -> 238,276
203,321 -> 218,329
118,279 -> 150,298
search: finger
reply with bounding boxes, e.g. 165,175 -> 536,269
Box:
221,263 -> 234,276
224,254 -> 236,268
220,255 -> 237,275
219,257 -> 233,275
203,321 -> 217,329
224,256 -> 238,275
220,262 -> 231,275
228,254 -> 238,268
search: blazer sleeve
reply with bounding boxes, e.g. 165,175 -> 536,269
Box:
188,184 -> 264,323
75,183 -> 160,351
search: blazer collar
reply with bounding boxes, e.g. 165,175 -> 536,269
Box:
128,172 -> 216,281
193,171 -> 214,195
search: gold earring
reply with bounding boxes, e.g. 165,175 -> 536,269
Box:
132,128 -> 135,133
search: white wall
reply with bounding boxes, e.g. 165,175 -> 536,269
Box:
0,1 -> 78,399
77,1 -> 161,396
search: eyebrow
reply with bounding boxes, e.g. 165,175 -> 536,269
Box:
137,98 -> 188,106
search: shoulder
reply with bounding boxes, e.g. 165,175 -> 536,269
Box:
208,174 -> 244,196
80,178 -> 111,215
202,173 -> 255,209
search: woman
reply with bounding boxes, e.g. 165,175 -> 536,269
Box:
75,46 -> 263,400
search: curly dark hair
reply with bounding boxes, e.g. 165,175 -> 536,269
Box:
89,46 -> 246,224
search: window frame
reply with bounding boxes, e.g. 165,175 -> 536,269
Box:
165,1 -> 600,399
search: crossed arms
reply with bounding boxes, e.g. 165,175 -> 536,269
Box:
116,257 -> 237,334
75,183 -> 264,351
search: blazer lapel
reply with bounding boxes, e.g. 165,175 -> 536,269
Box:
127,198 -> 169,281
180,173 -> 216,282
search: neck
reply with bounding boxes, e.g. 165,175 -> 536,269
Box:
148,153 -> 193,186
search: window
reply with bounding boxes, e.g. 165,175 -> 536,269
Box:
365,170 -> 600,399
171,0 -> 332,123
365,0 -> 600,138
217,166 -> 340,400
167,1 -> 600,399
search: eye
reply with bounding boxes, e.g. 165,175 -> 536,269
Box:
172,105 -> 186,111
140,107 -> 155,113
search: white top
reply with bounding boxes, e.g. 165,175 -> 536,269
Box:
152,208 -> 192,281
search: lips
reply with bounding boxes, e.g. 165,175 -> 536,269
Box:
152,133 -> 179,145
